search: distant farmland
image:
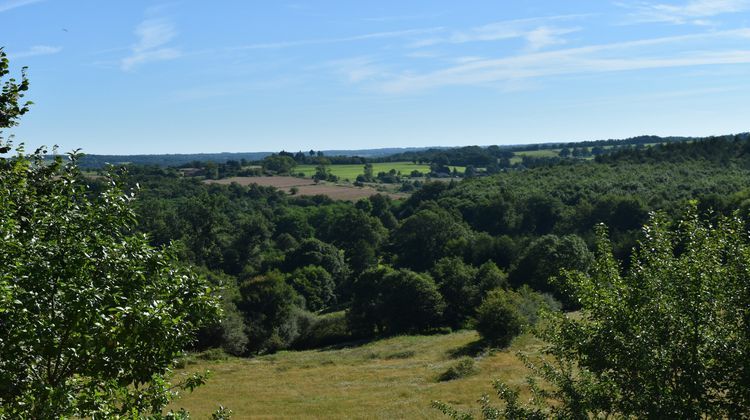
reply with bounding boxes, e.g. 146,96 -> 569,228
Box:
294,162 -> 463,180
204,176 -> 406,201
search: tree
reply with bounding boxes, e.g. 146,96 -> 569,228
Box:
282,238 -> 351,298
0,49 -> 221,417
287,265 -> 336,312
362,163 -> 374,182
474,289 -> 523,347
391,205 -> 471,271
509,234 -> 592,306
348,266 -> 445,335
441,210 -> 750,418
237,271 -> 302,353
261,154 -> 296,174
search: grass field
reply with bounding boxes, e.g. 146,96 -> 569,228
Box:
294,162 -> 464,180
171,331 -> 543,419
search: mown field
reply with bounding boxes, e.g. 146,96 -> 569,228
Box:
171,331 -> 542,419
204,176 -> 407,201
294,162 -> 464,180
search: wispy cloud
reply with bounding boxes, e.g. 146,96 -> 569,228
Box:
408,15 -> 587,51
120,18 -> 181,71
8,45 -> 61,58
231,27 -> 444,51
0,0 -> 42,13
323,57 -> 386,83
620,0 -> 750,25
362,12 -> 446,23
379,29 -> 750,93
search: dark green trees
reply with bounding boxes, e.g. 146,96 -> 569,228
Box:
348,266 -> 445,335
391,206 -> 470,271
510,234 -> 593,306
262,154 -> 296,174
431,258 -> 507,327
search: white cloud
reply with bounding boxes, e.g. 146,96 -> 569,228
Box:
121,18 -> 181,71
8,45 -> 61,58
0,0 -> 42,13
621,0 -> 750,24
525,26 -> 581,51
232,27 -> 443,51
409,15 -> 586,51
379,29 -> 750,93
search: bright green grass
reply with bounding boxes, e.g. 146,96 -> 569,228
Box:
294,162 -> 464,181
171,330 -> 543,419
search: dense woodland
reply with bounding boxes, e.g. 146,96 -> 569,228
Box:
106,133 -> 750,357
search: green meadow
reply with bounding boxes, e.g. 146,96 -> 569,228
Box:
171,331 -> 542,419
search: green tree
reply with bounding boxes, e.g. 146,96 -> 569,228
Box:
391,206 -> 471,271
474,289 -> 523,347
0,49 -> 220,418
442,210 -> 750,418
348,266 -> 445,335
287,265 -> 336,312
237,271 -> 302,353
510,234 -> 592,307
261,154 -> 296,174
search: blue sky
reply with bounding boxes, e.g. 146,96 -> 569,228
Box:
2,0 -> 750,154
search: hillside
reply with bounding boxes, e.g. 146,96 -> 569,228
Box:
172,331 -> 542,419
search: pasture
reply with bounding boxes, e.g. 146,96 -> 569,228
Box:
294,162 -> 463,180
171,331 -> 542,419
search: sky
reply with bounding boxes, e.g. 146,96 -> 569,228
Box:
1,0 -> 750,155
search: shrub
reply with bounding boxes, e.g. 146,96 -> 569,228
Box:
292,311 -> 351,349
438,358 -> 478,382
474,289 -> 523,347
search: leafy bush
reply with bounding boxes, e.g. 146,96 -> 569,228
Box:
438,358 -> 478,382
292,311 -> 351,349
474,289 -> 524,347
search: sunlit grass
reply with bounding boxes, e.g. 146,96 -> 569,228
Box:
171,330 -> 543,419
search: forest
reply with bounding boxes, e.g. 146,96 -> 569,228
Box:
116,132 -> 750,355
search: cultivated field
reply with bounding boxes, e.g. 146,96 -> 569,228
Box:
294,162 -> 464,180
171,331 -> 542,419
204,176 -> 406,201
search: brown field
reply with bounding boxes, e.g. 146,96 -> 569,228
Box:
205,176 -> 317,188
205,176 -> 406,201
171,331 -> 543,419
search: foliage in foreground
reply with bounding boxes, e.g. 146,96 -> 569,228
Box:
436,209 -> 750,418
0,49 -> 221,418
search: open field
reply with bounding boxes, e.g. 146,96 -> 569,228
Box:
294,162 -> 464,180
171,331 -> 542,419
204,176 -> 406,201
207,176 -> 316,188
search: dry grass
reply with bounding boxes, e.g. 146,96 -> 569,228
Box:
205,176 -> 316,188
204,176 -> 406,201
171,331 -> 544,419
